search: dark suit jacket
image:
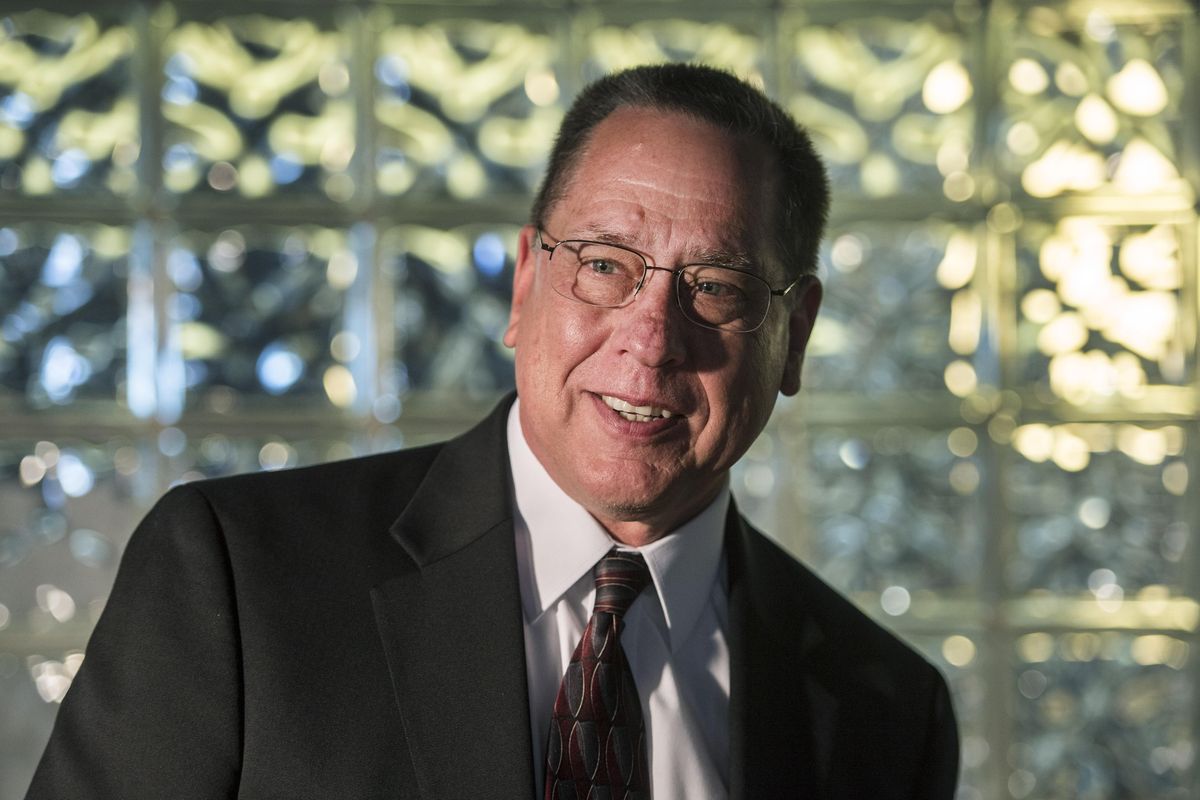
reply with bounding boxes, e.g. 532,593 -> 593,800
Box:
27,397 -> 958,799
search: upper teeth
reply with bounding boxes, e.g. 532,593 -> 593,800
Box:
601,395 -> 674,421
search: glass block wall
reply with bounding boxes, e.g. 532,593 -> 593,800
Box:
0,1 -> 1196,798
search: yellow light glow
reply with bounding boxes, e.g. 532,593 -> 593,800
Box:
1009,58 -> 1049,95
318,62 -> 350,96
860,152 -> 900,197
949,460 -> 980,494
1102,291 -> 1176,361
1119,225 -> 1180,290
478,107 -> 561,168
943,359 -> 977,397
1036,311 -> 1088,356
949,289 -> 981,355
943,172 -> 974,202
326,251 -> 358,290
237,154 -> 272,198
524,69 -> 559,107
1005,121 -> 1039,156
942,635 -> 977,667
446,153 -> 486,199
1162,462 -> 1188,496
19,455 -> 47,487
1131,635 -> 1188,669
1021,141 -> 1106,197
22,155 -> 53,194
1014,424 -> 1054,463
0,124 -> 24,160
1052,429 -> 1090,472
922,60 -> 972,114
1021,289 -> 1061,324
935,231 -> 976,289
1074,93 -> 1118,144
830,234 -> 865,273
179,322 -> 227,359
1017,632 -> 1055,663
1113,138 -> 1179,194
1106,58 -> 1168,117
935,137 -> 969,176
378,160 -> 416,195
947,427 -> 978,458
1116,425 -> 1168,466
1055,62 -> 1089,96
323,365 -> 357,408
324,173 -> 355,203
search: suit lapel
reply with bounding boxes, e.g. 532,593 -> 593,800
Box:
371,398 -> 536,799
726,505 -> 838,800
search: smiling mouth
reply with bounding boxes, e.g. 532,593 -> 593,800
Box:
600,394 -> 676,422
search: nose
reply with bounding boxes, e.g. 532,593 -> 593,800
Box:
616,267 -> 688,368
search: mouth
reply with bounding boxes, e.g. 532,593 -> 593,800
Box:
600,394 -> 677,423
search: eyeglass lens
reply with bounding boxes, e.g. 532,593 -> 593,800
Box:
547,240 -> 768,332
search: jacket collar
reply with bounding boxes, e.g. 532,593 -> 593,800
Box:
372,395 -> 536,800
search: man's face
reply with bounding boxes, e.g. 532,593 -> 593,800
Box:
504,106 -> 821,542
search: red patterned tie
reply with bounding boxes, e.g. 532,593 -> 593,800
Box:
545,550 -> 653,800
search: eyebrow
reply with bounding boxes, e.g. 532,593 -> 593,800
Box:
571,224 -> 758,271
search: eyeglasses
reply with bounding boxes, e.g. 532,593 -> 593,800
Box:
535,230 -> 799,333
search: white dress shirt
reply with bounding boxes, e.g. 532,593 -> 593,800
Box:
506,400 -> 731,800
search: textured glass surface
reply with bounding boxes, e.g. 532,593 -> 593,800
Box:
1007,422 -> 1190,597
911,633 -> 989,800
782,9 -> 975,200
1010,631 -> 1193,799
374,15 -> 561,198
161,13 -> 355,200
0,650 -> 63,799
166,225 -> 365,413
994,3 -> 1189,199
799,424 -> 984,600
385,223 -> 517,399
0,437 -> 155,643
582,15 -> 765,85
0,223 -> 130,409
0,9 -> 138,197
809,220 -> 983,394
163,431 -> 364,484
1015,218 -> 1192,402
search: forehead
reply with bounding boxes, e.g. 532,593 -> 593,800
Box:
550,107 -> 778,255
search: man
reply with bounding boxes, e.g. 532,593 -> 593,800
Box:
27,64 -> 958,799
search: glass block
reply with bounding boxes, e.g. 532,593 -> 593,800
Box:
909,632 -> 990,800
1007,422 -> 1190,597
808,220 -> 984,394
1014,218 -> 1193,403
160,12 -> 355,201
992,2 -> 1190,199
162,430 -> 366,484
798,424 -> 985,600
0,8 -> 139,197
0,436 -> 157,641
781,8 -> 976,200
0,223 -> 131,409
0,649 -> 64,800
1010,631 -> 1193,799
373,13 -> 563,199
384,223 -> 518,400
165,225 -> 367,414
581,13 -> 767,86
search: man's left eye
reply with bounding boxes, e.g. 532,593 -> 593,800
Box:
696,280 -> 731,296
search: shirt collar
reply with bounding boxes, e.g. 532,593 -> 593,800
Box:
507,399 -> 727,653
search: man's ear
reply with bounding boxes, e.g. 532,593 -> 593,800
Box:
503,225 -> 539,348
780,276 -> 822,397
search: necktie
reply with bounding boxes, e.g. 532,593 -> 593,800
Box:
545,550 -> 653,800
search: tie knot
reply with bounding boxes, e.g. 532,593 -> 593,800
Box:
592,550 -> 651,619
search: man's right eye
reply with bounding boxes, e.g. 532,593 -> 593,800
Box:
583,259 -> 619,275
